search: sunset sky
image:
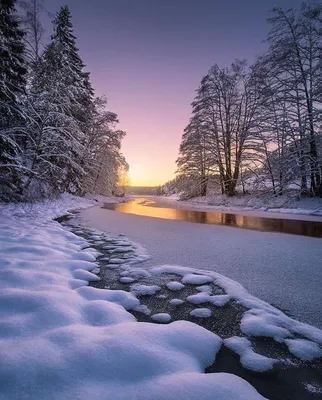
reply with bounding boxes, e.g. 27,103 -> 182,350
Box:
47,0 -> 302,186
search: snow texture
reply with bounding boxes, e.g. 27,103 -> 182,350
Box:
284,339 -> 322,361
225,337 -> 276,372
166,281 -> 185,291
151,313 -> 172,323
119,277 -> 135,284
169,299 -> 185,306
182,274 -> 214,285
151,266 -> 322,347
187,293 -> 230,307
0,196 -> 268,400
130,284 -> 161,296
190,308 -> 212,318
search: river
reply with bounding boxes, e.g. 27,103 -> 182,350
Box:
75,196 -> 322,328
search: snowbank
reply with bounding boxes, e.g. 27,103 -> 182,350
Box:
0,197 -> 267,400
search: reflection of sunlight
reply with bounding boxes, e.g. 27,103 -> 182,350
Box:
101,199 -> 322,238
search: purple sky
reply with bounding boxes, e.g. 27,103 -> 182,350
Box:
46,0 -> 303,186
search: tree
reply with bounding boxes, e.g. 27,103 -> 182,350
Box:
0,0 -> 27,201
176,113 -> 214,197
191,60 -> 261,196
264,4 -> 322,196
84,96 -> 126,196
19,0 -> 47,76
31,5 -> 95,194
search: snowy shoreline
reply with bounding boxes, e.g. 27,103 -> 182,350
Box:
0,194 -> 268,400
145,194 -> 322,221
1,194 -> 322,399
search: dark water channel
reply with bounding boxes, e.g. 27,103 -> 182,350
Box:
102,199 -> 322,238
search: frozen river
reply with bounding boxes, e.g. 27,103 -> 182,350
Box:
77,197 -> 322,328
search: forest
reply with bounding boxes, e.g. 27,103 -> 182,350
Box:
0,0 -> 127,202
170,2 -> 322,199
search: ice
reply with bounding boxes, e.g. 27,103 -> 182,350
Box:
225,337 -> 276,372
182,273 -> 213,285
130,284 -> 161,296
82,206 -> 322,331
166,281 -> 185,291
190,308 -> 212,318
151,313 -> 172,323
284,339 -> 322,361
0,200 -> 266,400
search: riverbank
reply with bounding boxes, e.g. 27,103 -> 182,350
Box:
0,194 -> 269,400
61,215 -> 322,400
154,194 -> 322,219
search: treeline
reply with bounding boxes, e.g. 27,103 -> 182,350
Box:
0,0 -> 127,202
176,3 -> 322,198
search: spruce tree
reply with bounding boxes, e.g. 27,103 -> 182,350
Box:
40,6 -> 94,128
0,0 -> 27,201
35,5 -> 94,194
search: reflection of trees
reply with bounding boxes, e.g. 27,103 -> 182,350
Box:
101,201 -> 322,238
222,214 -> 237,226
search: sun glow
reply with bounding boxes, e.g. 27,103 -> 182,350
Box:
128,164 -> 166,187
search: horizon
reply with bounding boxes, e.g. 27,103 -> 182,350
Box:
46,0 -> 303,186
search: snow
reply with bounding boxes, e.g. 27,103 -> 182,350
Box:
225,337 -> 276,372
130,284 -> 161,296
169,299 -> 185,306
187,293 -> 230,307
119,277 -> 135,283
167,193 -> 322,218
182,274 -> 214,285
284,339 -> 322,361
240,310 -> 290,340
80,204 -> 322,329
151,313 -> 172,323
190,308 -> 212,318
0,195 -> 267,400
304,382 -> 322,394
149,266 -> 322,347
196,285 -> 213,293
167,281 -> 185,291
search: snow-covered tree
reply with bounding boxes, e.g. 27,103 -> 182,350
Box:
0,0 -> 27,201
84,96 -> 126,196
176,113 -> 215,197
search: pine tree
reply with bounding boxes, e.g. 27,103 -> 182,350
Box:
0,0 -> 27,201
39,6 -> 94,128
33,5 -> 94,194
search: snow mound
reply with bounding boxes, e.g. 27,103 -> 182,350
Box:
225,337 -> 276,372
119,277 -> 135,284
284,339 -> 322,361
196,285 -> 213,293
151,313 -> 172,323
167,281 -> 185,291
190,308 -> 212,318
169,299 -> 185,306
0,208 -> 267,400
131,284 -> 161,296
182,273 -> 213,285
241,310 -> 290,340
187,293 -> 230,307
150,265 -> 322,348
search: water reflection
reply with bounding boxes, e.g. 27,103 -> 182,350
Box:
102,200 -> 322,238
